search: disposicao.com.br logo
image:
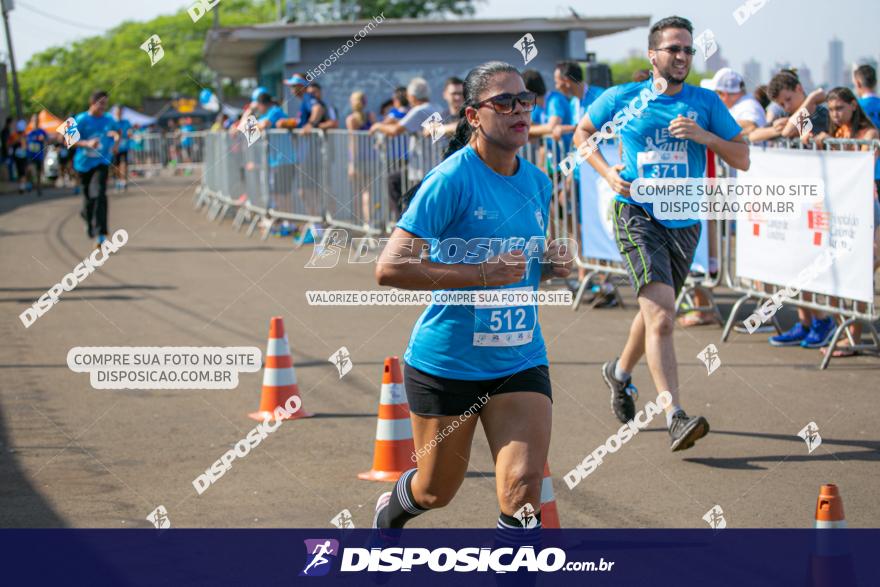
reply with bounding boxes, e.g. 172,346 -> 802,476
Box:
299,540 -> 584,576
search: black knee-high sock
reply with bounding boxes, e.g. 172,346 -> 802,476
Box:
378,468 -> 427,529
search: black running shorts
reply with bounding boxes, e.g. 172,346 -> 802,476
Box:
404,363 -> 552,417
612,201 -> 701,296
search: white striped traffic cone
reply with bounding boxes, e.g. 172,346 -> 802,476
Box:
541,462 -> 560,528
358,356 -> 414,482
248,316 -> 312,421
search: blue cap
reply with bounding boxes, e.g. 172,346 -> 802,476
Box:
283,74 -> 309,87
251,86 -> 269,102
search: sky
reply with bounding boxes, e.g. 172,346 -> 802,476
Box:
4,0 -> 879,86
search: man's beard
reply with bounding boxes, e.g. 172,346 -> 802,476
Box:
657,63 -> 690,85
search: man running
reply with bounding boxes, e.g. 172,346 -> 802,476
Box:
74,90 -> 118,247
573,16 -> 749,451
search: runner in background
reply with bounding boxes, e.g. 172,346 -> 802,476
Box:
74,90 -> 118,248
11,120 -> 28,193
25,114 -> 47,196
574,15 -> 749,450
113,105 -> 132,191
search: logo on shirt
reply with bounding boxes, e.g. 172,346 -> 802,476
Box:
514,33 -> 538,66
686,110 -> 699,122
140,34 -> 164,67
474,207 -> 499,221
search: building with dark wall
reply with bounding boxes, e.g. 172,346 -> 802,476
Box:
203,16 -> 649,120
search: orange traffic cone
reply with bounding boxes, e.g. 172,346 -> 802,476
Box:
814,483 -> 846,529
540,462 -> 561,528
358,357 -> 414,482
808,484 -> 856,587
249,317 -> 312,421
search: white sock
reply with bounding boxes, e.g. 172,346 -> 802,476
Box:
613,360 -> 630,382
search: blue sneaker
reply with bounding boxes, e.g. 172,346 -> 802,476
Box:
769,322 -> 809,347
801,317 -> 836,348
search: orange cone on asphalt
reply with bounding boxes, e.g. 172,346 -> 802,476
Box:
358,356 -> 414,482
814,483 -> 846,528
808,484 -> 856,587
248,317 -> 312,422
540,462 -> 561,528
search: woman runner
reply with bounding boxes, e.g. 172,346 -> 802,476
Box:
373,61 -> 574,532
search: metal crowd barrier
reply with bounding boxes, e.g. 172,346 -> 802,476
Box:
719,137 -> 880,369
130,130 -> 207,175
197,130 -> 877,369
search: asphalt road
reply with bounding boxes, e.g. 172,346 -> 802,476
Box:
1,176 -> 877,529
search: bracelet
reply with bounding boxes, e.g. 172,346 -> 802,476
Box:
478,262 -> 487,287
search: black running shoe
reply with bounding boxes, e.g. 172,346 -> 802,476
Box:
668,411 -> 710,452
601,359 -> 638,423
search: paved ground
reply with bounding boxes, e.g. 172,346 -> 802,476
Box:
1,175 -> 878,529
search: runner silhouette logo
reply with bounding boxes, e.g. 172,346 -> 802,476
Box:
300,539 -> 339,577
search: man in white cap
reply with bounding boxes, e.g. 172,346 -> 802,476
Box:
701,67 -> 766,137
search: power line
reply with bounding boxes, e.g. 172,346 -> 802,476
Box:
16,1 -> 108,33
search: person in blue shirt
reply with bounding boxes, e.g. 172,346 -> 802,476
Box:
852,64 -> 880,199
251,90 -> 294,208
74,90 -> 119,246
25,114 -> 47,196
552,61 -> 606,141
575,16 -> 749,452
113,105 -> 132,191
371,61 -> 574,533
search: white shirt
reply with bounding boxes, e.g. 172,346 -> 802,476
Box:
729,94 -> 767,128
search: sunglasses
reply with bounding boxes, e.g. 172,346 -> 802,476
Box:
656,45 -> 697,56
474,91 -> 537,114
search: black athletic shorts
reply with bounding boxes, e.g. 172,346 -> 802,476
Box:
114,151 -> 128,165
612,200 -> 701,296
404,362 -> 552,417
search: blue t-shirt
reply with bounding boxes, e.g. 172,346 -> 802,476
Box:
588,79 -> 741,228
858,95 -> 880,180
73,112 -> 117,172
26,129 -> 47,161
571,85 -> 605,125
396,145 -> 552,380
545,90 -> 573,157
115,119 -> 132,152
261,105 -> 295,167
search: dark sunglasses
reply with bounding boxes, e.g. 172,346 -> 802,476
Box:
656,45 -> 697,56
474,91 -> 537,114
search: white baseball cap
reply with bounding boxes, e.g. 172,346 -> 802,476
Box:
700,68 -> 744,93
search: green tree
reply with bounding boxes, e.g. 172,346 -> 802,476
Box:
20,1 -> 280,117
607,56 -> 713,87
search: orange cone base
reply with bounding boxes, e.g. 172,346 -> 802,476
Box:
357,469 -> 406,482
248,408 -> 313,422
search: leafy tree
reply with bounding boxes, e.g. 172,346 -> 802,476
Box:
607,56 -> 712,87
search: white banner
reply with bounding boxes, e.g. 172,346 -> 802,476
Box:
736,149 -> 874,303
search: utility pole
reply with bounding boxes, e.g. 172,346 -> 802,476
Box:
1,0 -> 22,120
